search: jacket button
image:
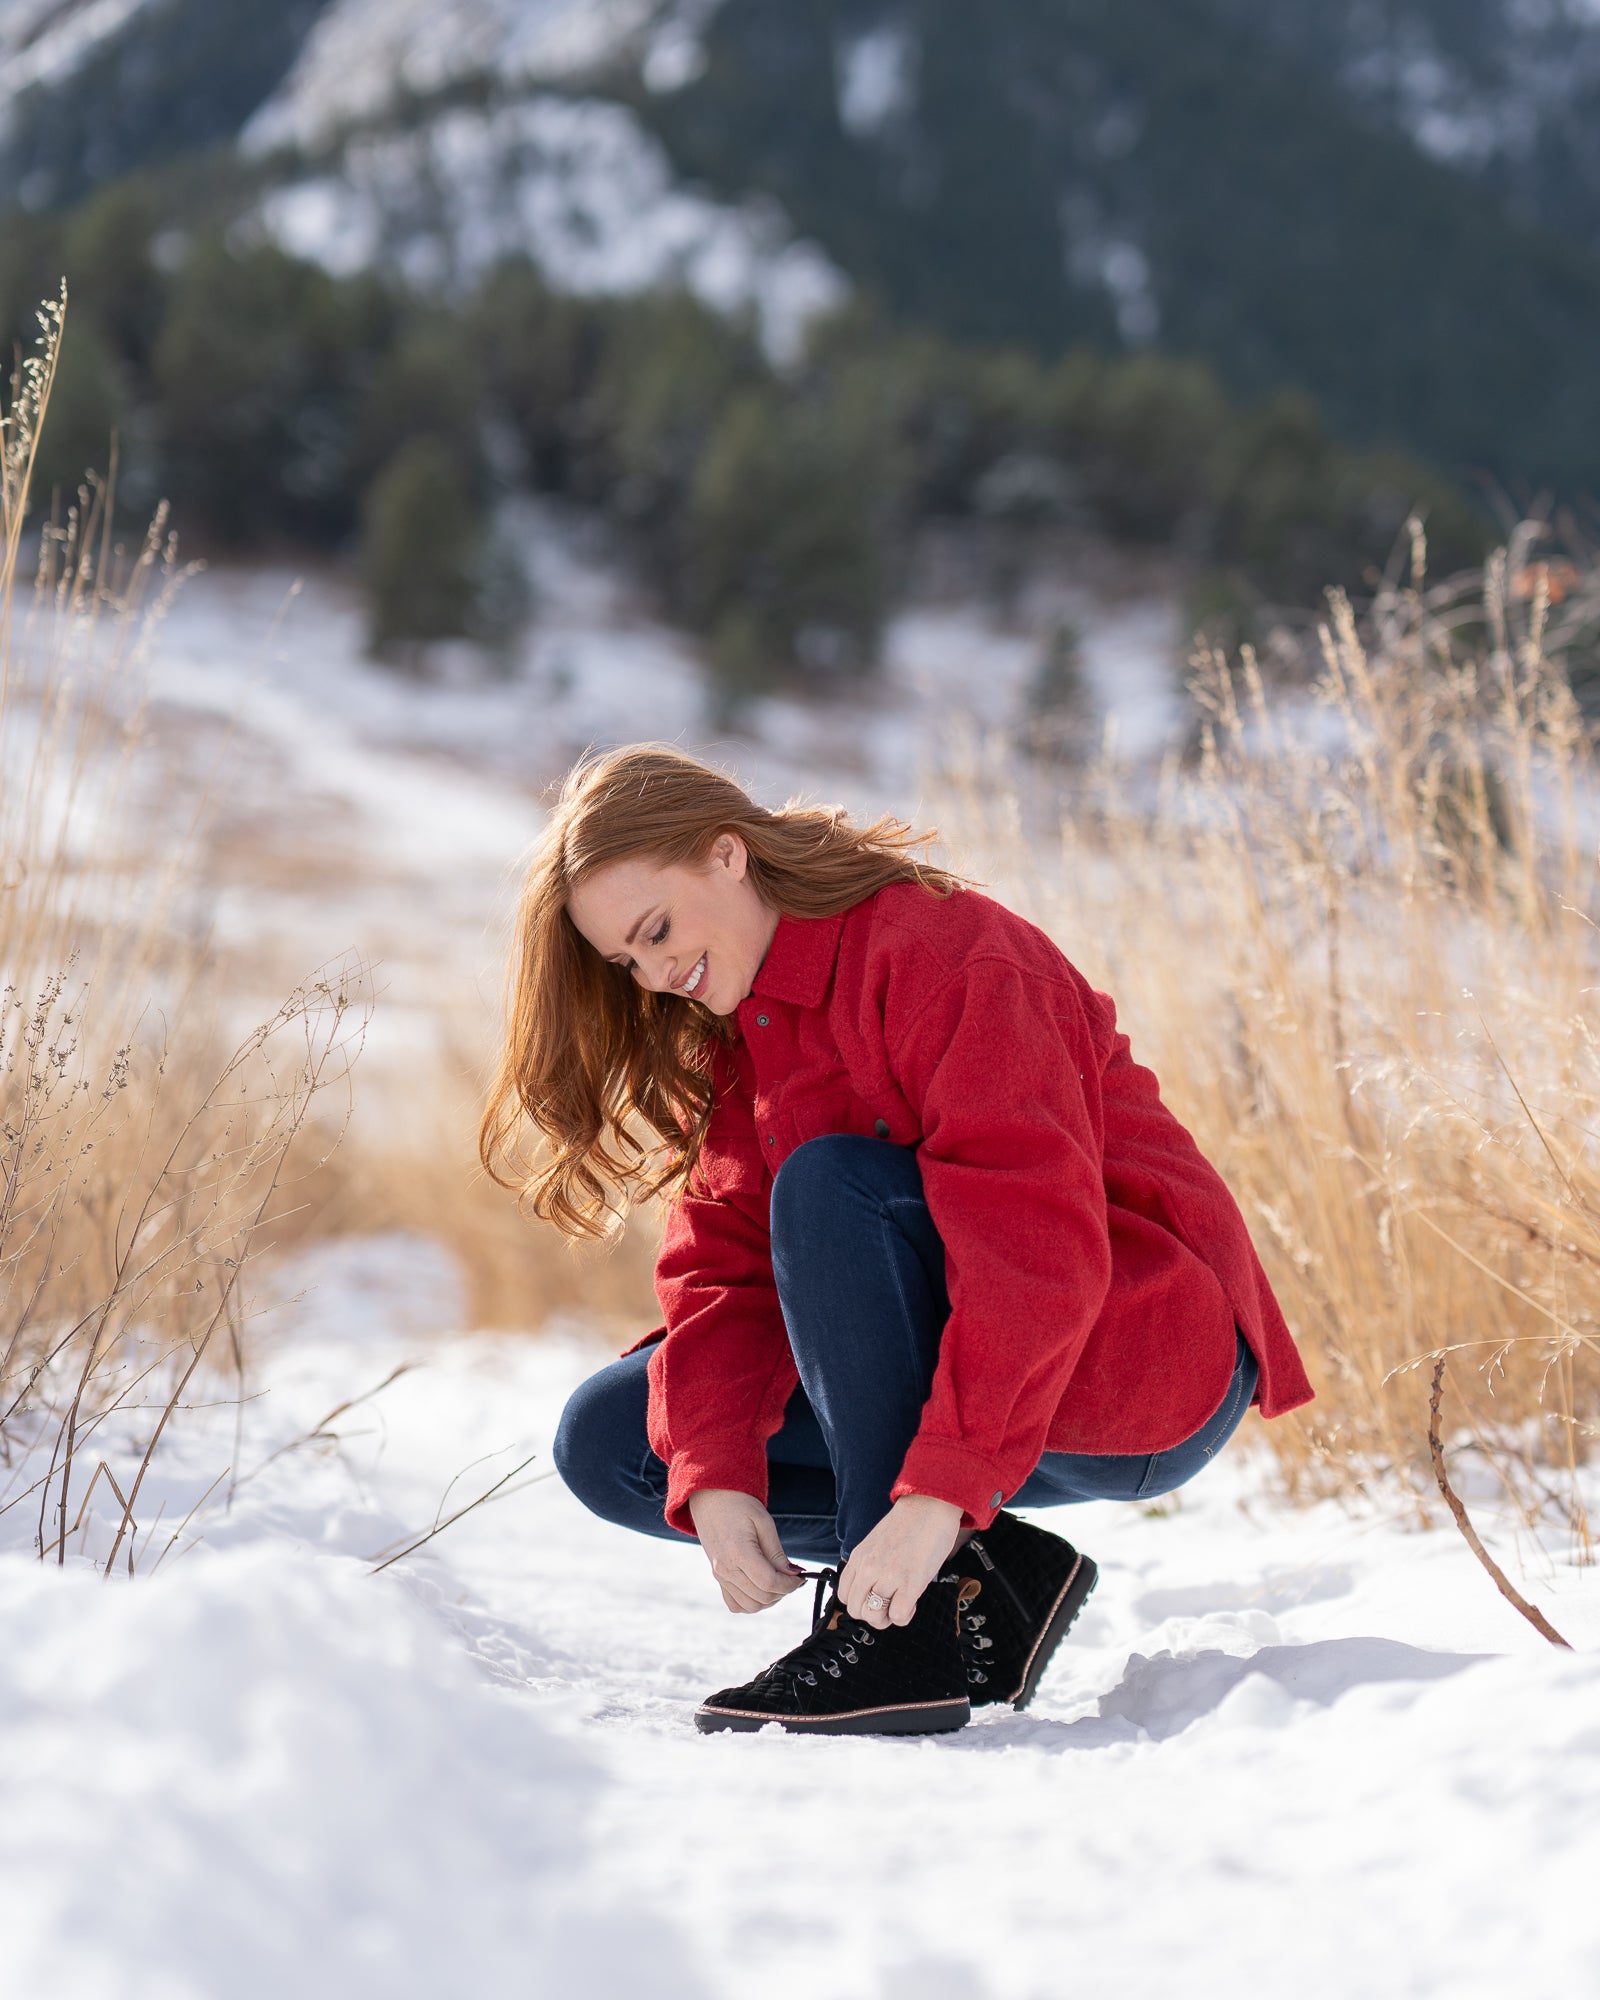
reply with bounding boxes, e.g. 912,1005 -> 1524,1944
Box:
873,1118 -> 890,1139
767,1134 -> 776,1145
756,1014 -> 769,1027
991,1491 -> 1004,1508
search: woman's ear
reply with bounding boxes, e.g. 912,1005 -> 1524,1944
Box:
711,832 -> 748,879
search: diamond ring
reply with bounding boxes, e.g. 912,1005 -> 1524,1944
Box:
865,1592 -> 888,1612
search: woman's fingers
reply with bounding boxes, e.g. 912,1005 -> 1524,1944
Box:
840,1495 -> 965,1627
840,1562 -> 903,1628
752,1510 -> 803,1580
711,1540 -> 802,1613
691,1490 -> 804,1614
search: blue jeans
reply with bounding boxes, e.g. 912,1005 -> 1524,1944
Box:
554,1135 -> 1259,1563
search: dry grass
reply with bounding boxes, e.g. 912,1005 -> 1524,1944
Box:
1,294 -> 372,1570
946,519 -> 1600,1541
280,1061 -> 660,1337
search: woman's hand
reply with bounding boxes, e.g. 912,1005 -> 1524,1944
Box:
840,1494 -> 964,1629
687,1489 -> 806,1614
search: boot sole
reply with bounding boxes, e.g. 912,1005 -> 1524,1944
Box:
694,1696 -> 971,1737
1009,1550 -> 1099,1710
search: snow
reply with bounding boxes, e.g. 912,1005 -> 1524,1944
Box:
1307,1 -> 1600,180
8,1229 -> 1600,1997
1061,191 -> 1162,347
835,21 -> 916,141
132,508 -> 1185,868
243,0 -> 726,155
251,94 -> 846,365
0,0 -> 154,112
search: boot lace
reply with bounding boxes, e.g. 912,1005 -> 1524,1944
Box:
749,1567 -> 877,1696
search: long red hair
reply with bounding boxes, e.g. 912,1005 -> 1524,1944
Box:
480,744 -> 963,1239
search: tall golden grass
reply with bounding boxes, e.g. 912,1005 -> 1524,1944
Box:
1,294 -> 370,1571
949,520 -> 1600,1544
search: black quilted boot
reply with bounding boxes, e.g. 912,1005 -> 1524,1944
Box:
950,1513 -> 1098,1710
695,1569 -> 971,1736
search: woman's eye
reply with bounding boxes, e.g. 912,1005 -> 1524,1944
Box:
649,917 -> 670,947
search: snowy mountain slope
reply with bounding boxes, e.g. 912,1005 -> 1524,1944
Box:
242,0 -> 724,155
0,0 -> 155,103
252,93 -> 844,363
238,2 -> 845,361
0,0 -> 327,208
1222,0 -> 1600,249
9,0 -> 1600,482
639,0 -> 1600,488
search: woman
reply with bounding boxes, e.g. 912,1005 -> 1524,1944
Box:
483,745 -> 1313,1737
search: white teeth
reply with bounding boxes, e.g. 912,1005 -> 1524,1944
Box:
683,954 -> 706,995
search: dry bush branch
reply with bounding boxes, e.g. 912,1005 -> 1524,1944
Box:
1428,1357 -> 1572,1647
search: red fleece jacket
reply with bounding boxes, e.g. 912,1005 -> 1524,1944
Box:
640,882 -> 1313,1535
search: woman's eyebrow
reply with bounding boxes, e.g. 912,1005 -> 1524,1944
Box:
608,916 -> 664,960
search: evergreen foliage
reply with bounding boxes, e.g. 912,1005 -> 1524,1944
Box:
152,240 -> 388,545
688,380 -> 897,685
0,177 -> 1491,681
361,439 -> 483,665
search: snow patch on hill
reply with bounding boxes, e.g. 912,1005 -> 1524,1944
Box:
835,20 -> 916,140
0,0 -> 154,120
252,93 -> 845,362
243,0 -> 725,154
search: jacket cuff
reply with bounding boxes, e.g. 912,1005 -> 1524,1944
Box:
663,1433 -> 772,1537
892,1437 -> 1013,1531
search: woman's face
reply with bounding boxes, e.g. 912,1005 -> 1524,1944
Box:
566,834 -> 780,1017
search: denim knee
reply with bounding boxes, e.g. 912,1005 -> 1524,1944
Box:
551,1354 -> 658,1529
770,1133 -> 920,1242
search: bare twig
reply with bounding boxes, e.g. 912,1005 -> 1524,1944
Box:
144,1466 -> 230,1577
367,1453 -> 546,1576
229,1361 -> 416,1498
1427,1356 -> 1573,1649
37,1455 -> 130,1561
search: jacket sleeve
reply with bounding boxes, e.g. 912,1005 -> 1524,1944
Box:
647,1159 -> 798,1536
883,951 -> 1113,1528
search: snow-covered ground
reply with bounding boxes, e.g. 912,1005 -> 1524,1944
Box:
7,1233 -> 1598,1999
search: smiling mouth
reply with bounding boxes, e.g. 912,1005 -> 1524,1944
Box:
681,952 -> 708,997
